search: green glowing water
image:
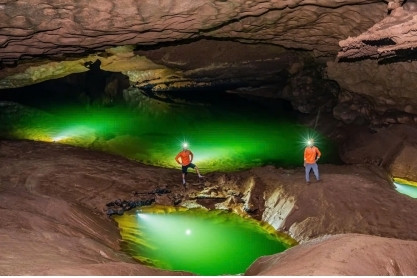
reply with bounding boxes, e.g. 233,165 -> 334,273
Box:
394,182 -> 417,198
0,92 -> 339,172
114,206 -> 296,275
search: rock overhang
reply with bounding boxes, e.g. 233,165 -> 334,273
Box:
2,0 -> 417,142
0,1 -> 387,79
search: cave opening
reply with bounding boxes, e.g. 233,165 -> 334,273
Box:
0,70 -> 340,172
113,205 -> 297,276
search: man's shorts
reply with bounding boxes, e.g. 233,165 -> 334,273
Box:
182,163 -> 196,173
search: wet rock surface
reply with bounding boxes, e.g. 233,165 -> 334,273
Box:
1,139 -> 417,275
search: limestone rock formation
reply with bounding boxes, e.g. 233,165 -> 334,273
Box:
0,0 -> 385,96
1,0 -> 417,130
339,124 -> 417,182
0,0 -> 385,63
2,1 -> 417,275
246,234 -> 417,276
338,3 -> 417,61
1,140 -> 417,275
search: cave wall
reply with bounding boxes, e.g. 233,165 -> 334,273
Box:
327,60 -> 417,126
0,0 -> 397,123
1,0 -> 417,183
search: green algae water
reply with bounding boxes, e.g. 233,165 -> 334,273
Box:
114,205 -> 296,275
0,89 -> 339,172
393,178 -> 417,198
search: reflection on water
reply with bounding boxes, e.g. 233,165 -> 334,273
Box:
0,90 -> 339,172
114,205 -> 297,275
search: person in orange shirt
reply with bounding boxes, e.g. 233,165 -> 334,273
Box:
304,139 -> 321,183
175,143 -> 204,186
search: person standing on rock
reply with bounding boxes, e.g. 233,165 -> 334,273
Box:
304,139 -> 321,183
175,142 -> 204,186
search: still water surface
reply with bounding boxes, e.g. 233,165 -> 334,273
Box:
114,206 -> 296,275
0,92 -> 339,172
394,180 -> 417,198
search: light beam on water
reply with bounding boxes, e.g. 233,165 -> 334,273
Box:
0,94 -> 339,172
114,206 -> 297,275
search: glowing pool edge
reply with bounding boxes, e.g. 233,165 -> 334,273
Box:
393,177 -> 417,188
113,204 -> 299,249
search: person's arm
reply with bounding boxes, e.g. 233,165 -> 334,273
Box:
303,148 -> 307,166
175,153 -> 181,164
316,147 -> 321,161
189,151 -> 194,162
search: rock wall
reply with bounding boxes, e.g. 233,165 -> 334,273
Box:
0,0 -> 385,62
339,124 -> 417,182
327,60 -> 417,126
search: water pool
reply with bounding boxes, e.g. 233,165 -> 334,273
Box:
393,178 -> 417,199
114,205 -> 296,275
0,92 -> 339,172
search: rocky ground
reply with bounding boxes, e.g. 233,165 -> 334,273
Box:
247,233 -> 417,276
1,138 -> 417,275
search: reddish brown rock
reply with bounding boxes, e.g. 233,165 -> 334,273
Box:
0,0 -> 385,62
338,4 -> 417,61
1,139 -> 417,275
246,233 -> 417,276
339,124 -> 417,182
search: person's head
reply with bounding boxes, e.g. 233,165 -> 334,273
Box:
182,142 -> 189,150
307,139 -> 314,147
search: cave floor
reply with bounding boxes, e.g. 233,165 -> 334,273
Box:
1,139 -> 417,275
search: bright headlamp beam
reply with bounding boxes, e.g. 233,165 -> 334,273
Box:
137,213 -> 149,220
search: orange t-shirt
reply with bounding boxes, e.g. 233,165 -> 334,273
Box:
304,146 -> 321,164
175,150 -> 193,166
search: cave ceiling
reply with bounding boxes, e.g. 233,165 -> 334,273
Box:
0,0 -> 386,62
338,0 -> 417,62
0,0 -> 386,83
1,0 -> 417,126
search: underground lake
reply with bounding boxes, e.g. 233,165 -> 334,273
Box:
113,205 -> 297,275
0,86 -> 339,172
